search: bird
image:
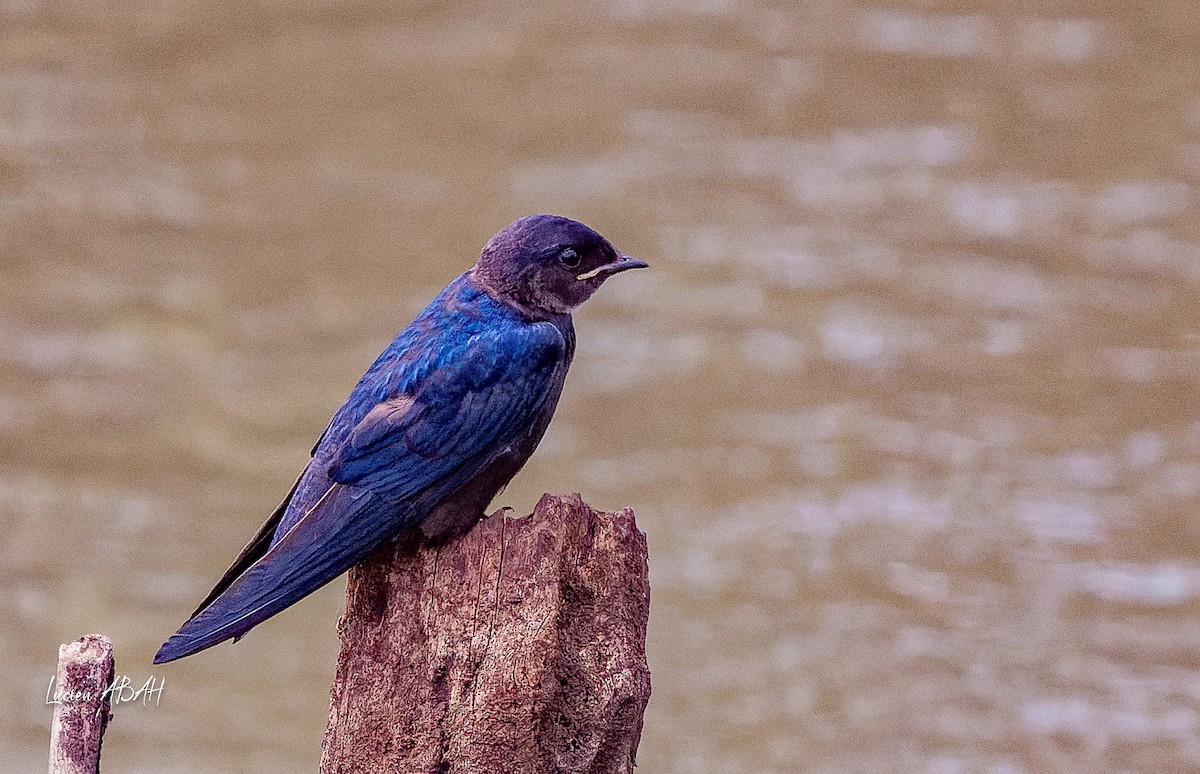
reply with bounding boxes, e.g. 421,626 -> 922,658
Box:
154,214 -> 647,664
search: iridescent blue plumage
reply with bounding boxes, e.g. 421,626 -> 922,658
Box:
155,215 -> 646,663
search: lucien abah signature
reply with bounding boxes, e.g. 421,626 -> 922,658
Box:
46,675 -> 165,707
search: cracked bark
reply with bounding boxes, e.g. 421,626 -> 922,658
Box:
320,493 -> 651,774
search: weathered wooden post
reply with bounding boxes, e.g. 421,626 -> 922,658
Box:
48,634 -> 114,774
321,493 -> 651,773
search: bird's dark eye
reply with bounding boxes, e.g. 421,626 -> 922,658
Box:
558,247 -> 581,269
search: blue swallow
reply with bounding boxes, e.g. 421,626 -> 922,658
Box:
155,215 -> 646,663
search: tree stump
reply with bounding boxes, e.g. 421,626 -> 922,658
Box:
47,634 -> 114,774
321,493 -> 651,774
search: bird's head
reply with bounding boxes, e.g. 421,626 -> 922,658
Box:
472,214 -> 648,317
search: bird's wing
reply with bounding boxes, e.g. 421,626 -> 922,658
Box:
155,322 -> 566,663
326,321 -> 566,497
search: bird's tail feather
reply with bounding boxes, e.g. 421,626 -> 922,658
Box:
154,485 -> 403,663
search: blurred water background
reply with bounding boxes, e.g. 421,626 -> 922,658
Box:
3,1 -> 1200,772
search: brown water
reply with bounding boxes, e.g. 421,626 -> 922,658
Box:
3,2 -> 1200,772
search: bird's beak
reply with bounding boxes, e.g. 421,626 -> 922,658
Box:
577,254 -> 650,281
